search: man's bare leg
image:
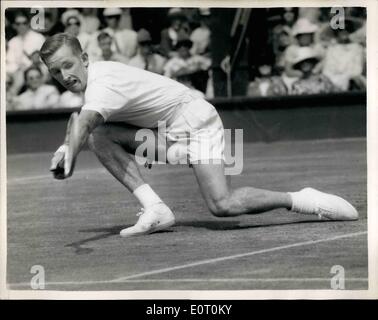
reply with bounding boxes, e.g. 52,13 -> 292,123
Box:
87,124 -> 146,192
192,161 -> 358,220
192,162 -> 292,217
87,123 -> 175,237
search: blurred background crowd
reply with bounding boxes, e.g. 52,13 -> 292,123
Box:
5,7 -> 366,111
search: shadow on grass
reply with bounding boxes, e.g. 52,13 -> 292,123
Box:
65,218 -> 326,254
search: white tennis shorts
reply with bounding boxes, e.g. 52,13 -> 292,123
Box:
165,97 -> 225,163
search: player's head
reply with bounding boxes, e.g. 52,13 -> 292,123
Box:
40,33 -> 89,93
24,66 -> 43,91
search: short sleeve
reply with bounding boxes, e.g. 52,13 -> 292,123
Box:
82,80 -> 129,121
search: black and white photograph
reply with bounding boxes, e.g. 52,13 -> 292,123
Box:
0,0 -> 377,299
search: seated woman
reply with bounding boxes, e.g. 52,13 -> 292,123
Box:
321,18 -> 365,91
283,18 -> 325,78
13,66 -> 60,110
291,47 -> 337,95
247,50 -> 288,97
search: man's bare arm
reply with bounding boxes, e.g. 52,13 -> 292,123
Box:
65,109 -> 104,161
50,110 -> 104,179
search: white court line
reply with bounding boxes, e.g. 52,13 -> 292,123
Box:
8,278 -> 368,288
7,231 -> 367,288
7,168 -> 105,184
112,231 -> 367,281
106,278 -> 369,283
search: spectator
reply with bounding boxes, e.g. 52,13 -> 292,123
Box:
190,8 -> 211,56
61,9 -> 91,51
248,49 -> 287,97
6,74 -> 17,111
322,18 -> 365,91
281,7 -> 298,28
80,8 -> 100,35
13,66 -> 60,110
164,35 -> 211,94
87,8 -> 137,62
271,7 -> 298,39
29,49 -> 50,83
164,36 -> 211,79
160,8 -> 191,58
6,11 -> 45,94
349,22 -> 366,46
118,8 -> 134,30
291,47 -> 336,95
92,32 -> 129,64
283,18 -> 325,78
272,26 -> 293,74
37,9 -> 64,37
128,29 -> 166,74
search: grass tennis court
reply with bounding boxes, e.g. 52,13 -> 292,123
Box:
6,138 -> 367,290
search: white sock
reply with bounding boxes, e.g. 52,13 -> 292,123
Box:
133,184 -> 163,208
288,190 -> 314,214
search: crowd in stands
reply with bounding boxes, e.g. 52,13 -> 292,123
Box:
5,7 -> 212,111
5,7 -> 366,111
247,7 -> 366,97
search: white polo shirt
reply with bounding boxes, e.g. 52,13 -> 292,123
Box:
82,61 -> 192,128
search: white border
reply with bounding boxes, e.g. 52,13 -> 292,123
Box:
1,0 -> 377,300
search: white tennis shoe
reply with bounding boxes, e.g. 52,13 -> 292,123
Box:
120,203 -> 175,237
289,187 -> 358,221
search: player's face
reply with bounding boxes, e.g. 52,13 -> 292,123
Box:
45,44 -> 89,93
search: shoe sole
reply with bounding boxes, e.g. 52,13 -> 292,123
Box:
120,219 -> 175,238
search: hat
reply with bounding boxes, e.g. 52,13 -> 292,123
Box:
292,47 -> 319,69
103,8 -> 123,16
137,29 -> 152,43
292,18 -> 319,36
168,8 -> 186,20
61,9 -> 82,26
199,8 -> 211,16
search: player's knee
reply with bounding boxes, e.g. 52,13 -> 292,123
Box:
208,197 -> 231,217
88,126 -> 109,152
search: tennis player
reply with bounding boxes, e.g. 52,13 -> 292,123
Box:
41,33 -> 358,237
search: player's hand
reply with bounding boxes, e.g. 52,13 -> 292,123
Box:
50,145 -> 68,180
